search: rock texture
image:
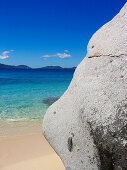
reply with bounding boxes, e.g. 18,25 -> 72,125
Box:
43,3 -> 127,170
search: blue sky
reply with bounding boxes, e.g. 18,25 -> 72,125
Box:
0,0 -> 126,68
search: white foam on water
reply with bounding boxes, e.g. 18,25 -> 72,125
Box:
6,118 -> 27,122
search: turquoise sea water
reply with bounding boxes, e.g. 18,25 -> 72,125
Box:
0,69 -> 74,122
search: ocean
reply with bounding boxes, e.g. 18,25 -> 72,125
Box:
0,69 -> 74,124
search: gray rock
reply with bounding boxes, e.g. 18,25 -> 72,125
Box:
43,3 -> 127,170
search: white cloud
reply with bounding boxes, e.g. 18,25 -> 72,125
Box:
42,54 -> 55,58
64,50 -> 69,52
43,58 -> 48,60
0,50 -> 14,59
41,52 -> 72,59
56,53 -> 71,58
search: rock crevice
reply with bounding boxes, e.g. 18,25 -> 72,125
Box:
88,53 -> 127,58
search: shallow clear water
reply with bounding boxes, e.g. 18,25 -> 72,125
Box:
0,69 -> 74,122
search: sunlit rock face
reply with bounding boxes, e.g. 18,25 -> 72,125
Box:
43,3 -> 127,170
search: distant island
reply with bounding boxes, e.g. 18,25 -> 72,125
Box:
0,63 -> 31,69
0,63 -> 76,70
37,66 -> 76,70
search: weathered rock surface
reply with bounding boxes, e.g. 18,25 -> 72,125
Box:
43,3 -> 127,170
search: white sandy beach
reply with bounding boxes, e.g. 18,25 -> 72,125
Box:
0,123 -> 65,170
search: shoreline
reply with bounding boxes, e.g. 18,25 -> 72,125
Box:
0,119 -> 42,137
0,121 -> 65,170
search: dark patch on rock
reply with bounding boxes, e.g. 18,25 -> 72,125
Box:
71,133 -> 74,137
110,59 -> 113,63
68,137 -> 73,152
77,148 -> 80,152
120,75 -> 124,78
43,97 -> 59,106
88,100 -> 127,170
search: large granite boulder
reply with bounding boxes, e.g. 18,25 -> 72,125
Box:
43,3 -> 127,170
